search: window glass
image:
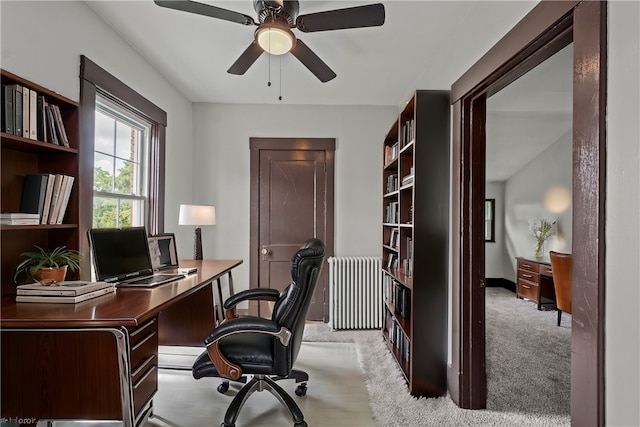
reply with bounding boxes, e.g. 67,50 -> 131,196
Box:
93,96 -> 150,229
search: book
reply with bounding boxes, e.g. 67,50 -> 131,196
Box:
15,286 -> 115,304
29,89 -> 37,140
36,95 -> 47,142
20,174 -> 48,219
40,173 -> 55,224
1,85 -> 15,135
45,103 -> 59,145
46,174 -> 64,224
17,280 -> 113,296
54,175 -> 74,224
50,104 -> 69,147
6,84 -> 23,136
22,87 -> 30,138
49,175 -> 70,224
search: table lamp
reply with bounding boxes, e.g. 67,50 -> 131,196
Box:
178,204 -> 216,260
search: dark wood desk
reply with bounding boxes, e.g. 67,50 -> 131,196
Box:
1,259 -> 242,427
515,256 -> 555,310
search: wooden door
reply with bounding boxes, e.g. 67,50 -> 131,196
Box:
250,138 -> 335,321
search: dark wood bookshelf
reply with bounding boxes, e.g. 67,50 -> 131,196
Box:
1,69 -> 81,296
381,90 -> 450,397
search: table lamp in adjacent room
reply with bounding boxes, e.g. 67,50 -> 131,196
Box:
178,204 -> 216,260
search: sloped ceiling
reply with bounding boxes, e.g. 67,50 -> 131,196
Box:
84,1 -> 572,180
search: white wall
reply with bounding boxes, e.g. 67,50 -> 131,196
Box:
0,0 -> 194,236
190,103 -> 397,289
503,131 -> 573,280
485,181 -> 505,278
606,1 -> 640,425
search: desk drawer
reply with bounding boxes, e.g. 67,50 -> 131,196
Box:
540,264 -> 553,277
517,279 -> 539,301
132,362 -> 157,417
130,324 -> 158,370
517,269 -> 539,283
129,318 -> 158,419
517,259 -> 539,273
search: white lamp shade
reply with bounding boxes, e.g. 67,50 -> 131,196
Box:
178,204 -> 216,226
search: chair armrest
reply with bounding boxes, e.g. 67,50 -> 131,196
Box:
204,317 -> 292,381
223,288 -> 280,319
224,288 -> 280,310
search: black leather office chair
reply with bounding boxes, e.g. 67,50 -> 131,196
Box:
192,239 -> 325,427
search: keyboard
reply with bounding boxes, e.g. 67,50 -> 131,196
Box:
124,274 -> 184,287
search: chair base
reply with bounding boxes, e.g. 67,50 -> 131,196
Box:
221,374 -> 307,427
218,368 -> 308,394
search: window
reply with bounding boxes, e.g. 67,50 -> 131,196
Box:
485,199 -> 495,242
80,55 -> 167,237
93,97 -> 151,228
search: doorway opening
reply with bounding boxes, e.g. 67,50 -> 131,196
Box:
449,2 -> 606,426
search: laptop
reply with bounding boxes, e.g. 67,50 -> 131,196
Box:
88,227 -> 185,287
148,233 -> 179,271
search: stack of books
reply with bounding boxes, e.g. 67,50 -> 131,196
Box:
0,212 -> 40,225
16,280 -> 115,304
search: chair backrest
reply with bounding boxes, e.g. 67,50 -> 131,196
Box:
549,251 -> 572,314
271,238 -> 325,365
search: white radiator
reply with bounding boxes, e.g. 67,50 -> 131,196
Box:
328,256 -> 383,330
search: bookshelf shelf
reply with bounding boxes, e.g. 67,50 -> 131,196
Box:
1,133 -> 78,154
381,90 -> 450,397
1,69 -> 81,296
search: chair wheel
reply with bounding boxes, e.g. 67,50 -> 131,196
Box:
294,421 -> 307,427
295,383 -> 307,396
217,381 -> 229,393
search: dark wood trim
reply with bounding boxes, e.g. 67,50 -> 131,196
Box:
450,1 -> 606,423
80,56 -> 166,126
249,137 -> 335,319
78,78 -> 97,275
571,1 -> 607,425
79,56 -> 166,235
451,1 -> 579,101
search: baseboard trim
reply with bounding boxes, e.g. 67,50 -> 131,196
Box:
486,278 -> 516,293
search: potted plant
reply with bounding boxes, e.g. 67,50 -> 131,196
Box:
14,245 -> 82,285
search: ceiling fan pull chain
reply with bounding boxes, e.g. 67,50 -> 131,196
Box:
267,50 -> 272,87
279,56 -> 283,101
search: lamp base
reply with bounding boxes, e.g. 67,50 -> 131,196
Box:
194,227 -> 203,260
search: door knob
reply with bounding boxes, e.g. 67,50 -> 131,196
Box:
261,247 -> 269,255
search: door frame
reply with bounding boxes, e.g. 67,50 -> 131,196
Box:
449,1 -> 606,425
249,137 -> 335,319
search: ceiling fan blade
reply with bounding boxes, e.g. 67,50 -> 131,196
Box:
154,0 -> 255,26
296,3 -> 385,33
227,41 -> 264,75
290,39 -> 336,83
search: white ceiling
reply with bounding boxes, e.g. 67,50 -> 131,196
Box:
486,44 -> 573,181
84,0 -> 572,181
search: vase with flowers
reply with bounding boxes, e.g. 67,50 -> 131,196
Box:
529,219 -> 556,258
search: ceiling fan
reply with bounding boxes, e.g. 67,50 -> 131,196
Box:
153,0 -> 385,82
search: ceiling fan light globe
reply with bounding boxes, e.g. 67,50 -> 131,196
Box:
256,25 -> 295,55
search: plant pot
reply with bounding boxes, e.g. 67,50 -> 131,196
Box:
35,265 -> 68,286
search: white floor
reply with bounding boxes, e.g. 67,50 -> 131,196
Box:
145,342 -> 376,427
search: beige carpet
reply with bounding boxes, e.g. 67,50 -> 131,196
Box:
303,286 -> 571,426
